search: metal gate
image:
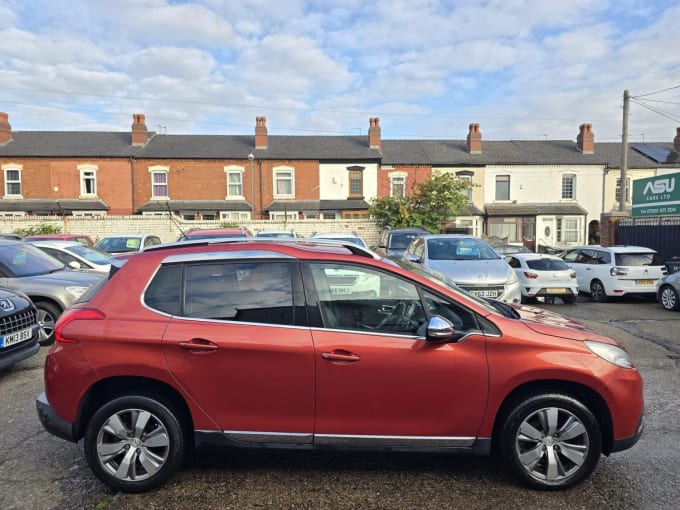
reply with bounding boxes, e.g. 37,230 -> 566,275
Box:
616,217 -> 680,261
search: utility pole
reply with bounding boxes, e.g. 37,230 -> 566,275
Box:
619,89 -> 630,212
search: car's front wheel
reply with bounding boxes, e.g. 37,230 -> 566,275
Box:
34,301 -> 61,346
500,393 -> 602,490
84,395 -> 185,493
659,285 -> 680,311
589,280 -> 609,303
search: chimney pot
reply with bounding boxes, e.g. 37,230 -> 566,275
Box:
368,117 -> 381,151
131,113 -> 149,145
0,112 -> 12,144
466,123 -> 482,154
576,123 -> 594,154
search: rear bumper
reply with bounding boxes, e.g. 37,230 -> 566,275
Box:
36,392 -> 78,443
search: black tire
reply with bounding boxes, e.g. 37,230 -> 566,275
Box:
589,280 -> 609,303
84,395 -> 185,493
34,301 -> 61,346
500,393 -> 602,490
561,295 -> 576,305
658,285 -> 680,311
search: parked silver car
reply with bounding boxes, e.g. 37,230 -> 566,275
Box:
401,234 -> 521,303
0,240 -> 102,344
656,271 -> 680,311
95,234 -> 162,255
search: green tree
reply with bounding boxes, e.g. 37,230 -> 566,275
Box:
369,173 -> 472,233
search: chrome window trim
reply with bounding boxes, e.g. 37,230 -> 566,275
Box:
224,431 -> 313,444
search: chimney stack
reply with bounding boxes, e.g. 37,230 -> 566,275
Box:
368,117 -> 381,151
131,113 -> 148,145
466,123 -> 482,154
255,116 -> 268,149
674,127 -> 680,152
576,123 -> 594,154
0,112 -> 12,144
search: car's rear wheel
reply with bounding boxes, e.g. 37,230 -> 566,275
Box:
500,393 -> 602,490
34,301 -> 61,346
589,280 -> 609,302
659,285 -> 680,311
84,395 -> 185,493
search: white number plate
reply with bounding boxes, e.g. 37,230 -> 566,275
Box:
470,289 -> 499,298
0,327 -> 33,349
330,287 -> 351,294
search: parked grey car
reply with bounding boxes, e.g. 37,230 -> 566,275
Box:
0,240 -> 102,344
95,234 -> 162,255
401,234 -> 521,303
0,286 -> 40,370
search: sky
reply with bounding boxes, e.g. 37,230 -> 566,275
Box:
1,0 -> 680,143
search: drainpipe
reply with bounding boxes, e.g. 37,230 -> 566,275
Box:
130,156 -> 136,214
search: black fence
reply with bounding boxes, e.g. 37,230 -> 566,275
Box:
616,217 -> 680,262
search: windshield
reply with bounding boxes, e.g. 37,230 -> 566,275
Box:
389,233 -> 421,250
67,245 -> 112,265
427,238 -> 499,261
0,243 -> 65,277
526,258 -> 569,271
96,237 -> 142,253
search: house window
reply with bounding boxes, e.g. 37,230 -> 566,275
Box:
390,174 -> 406,198
556,217 -> 580,243
561,174 -> 575,200
457,174 -> 473,201
72,210 -> 105,217
348,167 -> 364,198
224,167 -> 244,199
270,211 -> 297,221
79,166 -> 97,197
274,167 -> 294,198
149,167 -> 169,199
220,211 -> 251,221
615,178 -> 631,203
322,212 -> 337,220
3,167 -> 22,197
495,175 -> 510,201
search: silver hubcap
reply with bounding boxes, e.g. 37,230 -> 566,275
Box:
661,287 -> 677,310
37,308 -> 56,341
591,282 -> 604,299
96,408 -> 170,482
515,406 -> 590,483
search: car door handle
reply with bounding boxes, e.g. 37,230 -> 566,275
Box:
321,351 -> 361,362
179,339 -> 218,352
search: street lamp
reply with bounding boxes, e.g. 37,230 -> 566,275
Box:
248,152 -> 255,219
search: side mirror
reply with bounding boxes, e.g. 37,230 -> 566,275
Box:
426,315 -> 454,342
68,261 -> 82,270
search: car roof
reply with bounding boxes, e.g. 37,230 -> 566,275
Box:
384,227 -> 429,233
571,245 -> 657,253
98,234 -> 156,239
510,253 -> 562,260
28,240 -> 87,248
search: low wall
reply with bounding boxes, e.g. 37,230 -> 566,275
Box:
0,216 -> 384,247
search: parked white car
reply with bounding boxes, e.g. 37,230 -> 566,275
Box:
505,253 -> 578,304
401,234 -> 521,304
30,240 -> 114,274
559,245 -> 665,302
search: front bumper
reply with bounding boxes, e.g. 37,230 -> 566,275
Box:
0,339 -> 39,371
36,392 -> 78,443
610,412 -> 644,453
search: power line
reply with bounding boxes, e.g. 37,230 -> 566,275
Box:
632,85 -> 680,99
630,98 -> 680,123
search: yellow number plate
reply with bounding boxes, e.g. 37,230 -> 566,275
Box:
546,288 -> 568,294
636,280 -> 654,285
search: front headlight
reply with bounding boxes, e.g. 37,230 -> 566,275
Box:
584,340 -> 633,369
65,286 -> 89,300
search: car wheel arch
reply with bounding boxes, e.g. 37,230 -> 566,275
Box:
75,376 -> 194,446
490,379 -> 613,455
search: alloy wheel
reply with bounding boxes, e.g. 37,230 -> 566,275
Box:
660,286 -> 680,311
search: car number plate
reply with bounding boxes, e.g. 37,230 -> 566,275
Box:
546,288 -> 568,294
470,289 -> 498,298
330,287 -> 351,294
636,279 -> 654,285
0,327 -> 33,349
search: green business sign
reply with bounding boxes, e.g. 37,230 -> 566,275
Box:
632,172 -> 680,217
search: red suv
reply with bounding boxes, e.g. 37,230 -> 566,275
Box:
37,239 -> 644,493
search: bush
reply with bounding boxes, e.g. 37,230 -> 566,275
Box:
13,224 -> 62,237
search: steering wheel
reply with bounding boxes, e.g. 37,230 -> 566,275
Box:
376,301 -> 410,331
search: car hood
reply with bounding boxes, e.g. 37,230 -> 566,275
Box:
428,259 -> 510,284
513,304 -> 618,344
